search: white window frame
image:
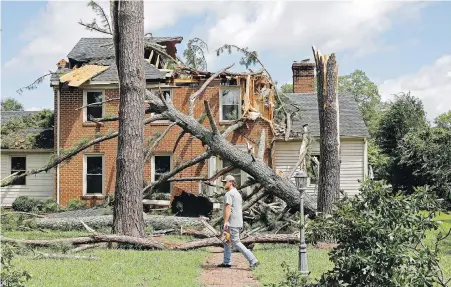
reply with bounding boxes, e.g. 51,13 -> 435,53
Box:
9,155 -> 27,186
219,85 -> 241,123
149,88 -> 172,123
83,90 -> 105,122
83,154 -> 105,196
151,153 -> 173,193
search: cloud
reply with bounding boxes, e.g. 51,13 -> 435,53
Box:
379,54 -> 451,121
202,1 -> 425,57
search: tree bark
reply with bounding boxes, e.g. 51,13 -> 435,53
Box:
35,215 -> 204,231
312,48 -> 341,215
145,90 -> 317,213
111,0 -> 146,237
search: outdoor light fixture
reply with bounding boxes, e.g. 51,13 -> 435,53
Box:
293,170 -> 309,276
294,170 -> 308,189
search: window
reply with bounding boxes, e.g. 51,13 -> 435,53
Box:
84,155 -> 104,195
152,155 -> 172,193
10,157 -> 26,185
307,155 -> 320,186
220,86 -> 241,121
84,91 -> 104,122
150,89 -> 171,123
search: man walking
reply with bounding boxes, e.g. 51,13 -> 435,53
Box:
217,174 -> 259,269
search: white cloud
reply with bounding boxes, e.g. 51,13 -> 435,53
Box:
2,0 -> 430,110
379,54 -> 451,121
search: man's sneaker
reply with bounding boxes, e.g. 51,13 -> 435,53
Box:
217,263 -> 232,268
250,261 -> 259,270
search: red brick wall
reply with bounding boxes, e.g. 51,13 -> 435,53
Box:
54,80 -> 274,207
292,63 -> 315,94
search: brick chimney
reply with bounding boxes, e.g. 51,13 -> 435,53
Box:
292,59 -> 315,93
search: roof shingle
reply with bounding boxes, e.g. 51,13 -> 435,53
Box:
67,37 -> 183,62
281,93 -> 369,138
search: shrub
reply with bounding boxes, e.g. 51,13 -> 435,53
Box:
40,198 -> 58,213
11,196 -> 38,212
66,199 -> 87,210
300,180 -> 448,287
0,243 -> 32,287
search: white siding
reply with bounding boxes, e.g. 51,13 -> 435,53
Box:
274,138 -> 366,196
1,151 -> 54,207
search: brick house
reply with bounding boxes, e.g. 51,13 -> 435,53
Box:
51,36 -> 275,207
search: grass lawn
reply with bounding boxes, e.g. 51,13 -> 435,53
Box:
3,231 -> 208,287
251,244 -> 332,285
2,211 -> 450,287
251,211 -> 451,286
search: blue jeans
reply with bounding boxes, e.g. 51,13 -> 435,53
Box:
223,227 -> 258,266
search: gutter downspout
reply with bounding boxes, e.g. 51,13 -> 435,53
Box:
56,88 -> 61,205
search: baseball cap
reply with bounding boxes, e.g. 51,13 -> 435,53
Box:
221,175 -> 236,182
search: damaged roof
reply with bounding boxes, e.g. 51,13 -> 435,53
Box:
68,37 -> 183,62
90,60 -> 167,82
280,93 -> 369,138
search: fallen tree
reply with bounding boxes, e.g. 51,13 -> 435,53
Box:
34,215 -> 204,231
1,233 -> 299,251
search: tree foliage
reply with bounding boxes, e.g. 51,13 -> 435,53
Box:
1,98 -> 24,111
399,112 -> 451,201
216,44 -> 259,69
0,243 -> 32,287
183,37 -> 208,71
375,92 -> 428,192
299,180 -> 448,287
338,70 -> 382,136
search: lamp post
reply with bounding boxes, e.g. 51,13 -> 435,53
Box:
294,170 -> 308,275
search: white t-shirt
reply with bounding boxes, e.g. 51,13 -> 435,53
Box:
224,188 -> 243,228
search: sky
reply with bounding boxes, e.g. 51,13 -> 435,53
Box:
1,0 -> 450,122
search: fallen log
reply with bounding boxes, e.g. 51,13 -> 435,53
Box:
67,243 -> 107,253
35,215 -> 204,231
1,234 -> 164,249
173,234 -> 300,250
1,233 -> 299,251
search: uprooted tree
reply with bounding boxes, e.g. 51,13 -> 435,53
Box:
4,0 -> 344,239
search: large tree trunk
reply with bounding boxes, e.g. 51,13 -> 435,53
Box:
146,92 -> 317,213
111,0 -> 146,237
312,48 -> 341,215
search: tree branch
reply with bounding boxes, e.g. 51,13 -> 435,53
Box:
189,64 -> 234,116
287,125 -> 310,179
1,114 -> 167,187
16,72 -> 53,95
222,120 -> 245,137
144,122 -> 177,163
257,130 -> 266,160
142,150 -> 213,196
204,100 -> 219,134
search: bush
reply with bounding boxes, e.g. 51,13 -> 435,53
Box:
300,180 -> 448,287
0,243 -> 32,286
66,199 -> 87,210
11,196 -> 39,212
40,198 -> 58,213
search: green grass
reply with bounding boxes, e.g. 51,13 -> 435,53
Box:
2,212 -> 450,287
251,211 -> 451,286
3,231 -> 208,287
13,248 -> 207,287
251,244 -> 332,285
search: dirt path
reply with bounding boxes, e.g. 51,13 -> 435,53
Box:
199,247 -> 259,287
